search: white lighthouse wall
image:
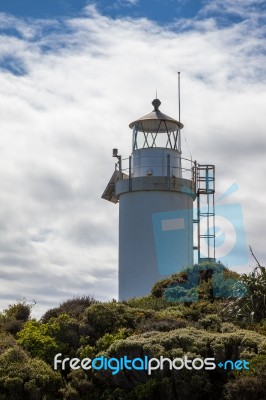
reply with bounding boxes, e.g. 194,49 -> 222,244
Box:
119,190 -> 193,300
132,148 -> 182,178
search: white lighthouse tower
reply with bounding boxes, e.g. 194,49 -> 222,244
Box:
102,98 -> 214,300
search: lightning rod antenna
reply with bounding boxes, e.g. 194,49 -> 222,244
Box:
178,71 -> 192,159
178,71 -> 181,124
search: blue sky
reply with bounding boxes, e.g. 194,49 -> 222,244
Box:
0,0 -> 87,18
0,0 -> 265,317
2,0 -> 265,24
0,0 -> 204,21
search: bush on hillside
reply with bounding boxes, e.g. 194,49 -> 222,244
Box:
41,296 -> 97,322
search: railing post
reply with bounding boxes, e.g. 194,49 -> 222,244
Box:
167,154 -> 170,190
118,156 -> 122,179
193,160 -> 197,194
129,156 -> 132,191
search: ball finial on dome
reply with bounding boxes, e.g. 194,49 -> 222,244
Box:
152,98 -> 161,111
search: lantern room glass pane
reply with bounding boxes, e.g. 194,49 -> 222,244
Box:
133,128 -> 179,151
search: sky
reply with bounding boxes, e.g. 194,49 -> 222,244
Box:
0,0 -> 265,318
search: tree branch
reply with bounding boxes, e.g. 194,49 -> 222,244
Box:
249,245 -> 261,267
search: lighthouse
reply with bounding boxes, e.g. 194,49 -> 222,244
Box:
102,98 -> 215,300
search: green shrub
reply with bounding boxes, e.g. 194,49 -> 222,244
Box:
0,345 -> 62,399
224,355 -> 266,399
198,314 -> 222,332
83,303 -> 154,344
41,296 -> 97,323
0,300 -> 34,335
16,320 -> 59,363
124,296 -> 173,311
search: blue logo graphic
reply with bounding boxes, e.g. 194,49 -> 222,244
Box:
152,183 -> 248,301
215,183 -> 248,266
200,203 -> 248,267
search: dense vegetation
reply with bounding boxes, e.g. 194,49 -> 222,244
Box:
0,261 -> 266,400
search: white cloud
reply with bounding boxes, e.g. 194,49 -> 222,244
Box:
124,0 -> 139,5
0,6 -> 265,317
201,0 -> 266,19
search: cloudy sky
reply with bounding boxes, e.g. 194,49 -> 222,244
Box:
0,0 -> 265,317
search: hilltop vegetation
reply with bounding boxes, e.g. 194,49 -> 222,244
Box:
0,261 -> 266,400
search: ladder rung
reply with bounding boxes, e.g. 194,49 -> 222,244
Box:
196,164 -> 216,260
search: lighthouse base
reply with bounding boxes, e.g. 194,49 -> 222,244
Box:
118,190 -> 194,301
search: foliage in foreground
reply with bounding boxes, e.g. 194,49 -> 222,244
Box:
0,262 -> 266,399
223,264 -> 266,324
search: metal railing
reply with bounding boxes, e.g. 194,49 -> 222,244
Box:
115,154 -> 196,182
